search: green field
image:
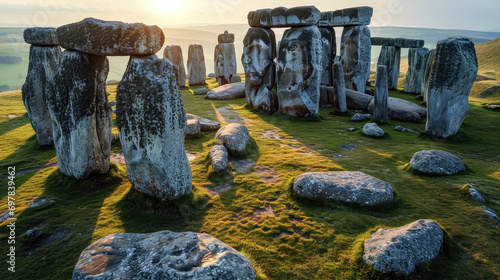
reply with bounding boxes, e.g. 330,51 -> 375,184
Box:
0,73 -> 499,279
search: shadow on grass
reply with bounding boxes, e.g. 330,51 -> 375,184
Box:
0,114 -> 30,137
0,134 -> 55,172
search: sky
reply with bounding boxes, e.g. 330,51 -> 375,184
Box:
0,0 -> 499,31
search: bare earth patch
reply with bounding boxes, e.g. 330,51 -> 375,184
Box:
110,153 -> 125,164
254,167 -> 281,185
203,182 -> 233,197
250,204 -> 278,222
6,114 -> 16,118
261,130 -> 282,139
230,158 -> 256,173
185,152 -> 198,162
215,105 -> 244,124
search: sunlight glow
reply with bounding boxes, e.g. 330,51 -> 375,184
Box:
154,0 -> 182,14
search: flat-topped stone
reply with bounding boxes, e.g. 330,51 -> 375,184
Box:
186,114 -> 221,131
23,27 -> 58,46
218,30 -> 235,43
410,150 -> 466,175
207,82 -> 246,100
293,171 -> 394,206
371,37 -> 424,48
367,97 -> 427,123
318,6 -> 373,27
248,6 -> 321,27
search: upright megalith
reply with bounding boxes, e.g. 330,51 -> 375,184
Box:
422,49 -> 436,101
277,25 -> 323,117
187,44 -> 206,85
374,65 -> 388,123
117,55 -> 192,200
214,31 -> 237,86
333,62 -> 347,113
377,46 -> 400,90
56,18 -> 164,56
242,27 -> 278,113
426,38 -> 478,138
405,48 -> 429,94
319,27 -> 336,86
22,27 -> 61,146
340,25 -> 371,94
47,50 -> 113,179
163,45 -> 186,87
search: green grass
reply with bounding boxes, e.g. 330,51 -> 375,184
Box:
0,76 -> 500,279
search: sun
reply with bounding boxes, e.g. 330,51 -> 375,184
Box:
154,0 -> 182,13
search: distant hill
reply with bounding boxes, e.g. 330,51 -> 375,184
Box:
471,38 -> 500,99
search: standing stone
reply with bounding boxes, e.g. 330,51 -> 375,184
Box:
405,48 -> 429,94
319,27 -> 336,86
422,49 -> 436,101
56,18 -> 164,56
277,26 -> 323,117
214,43 -> 237,86
163,45 -> 186,87
333,62 -> 347,113
47,50 -> 113,179
426,38 -> 478,138
117,55 -> 192,200
377,46 -> 400,90
340,25 -> 371,94
242,27 -> 278,113
374,65 -> 388,123
188,44 -> 206,85
22,44 -> 61,146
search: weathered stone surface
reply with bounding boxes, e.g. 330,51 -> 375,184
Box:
214,123 -> 250,154
210,143 -> 229,172
188,44 -> 206,85
116,55 -> 191,200
248,6 -> 321,27
319,27 -> 336,86
346,89 -> 373,110
23,27 -> 58,46
277,26 -> 322,117
374,65 -> 388,123
186,114 -> 221,131
57,18 -> 164,56
185,119 -> 201,137
363,219 -> 443,276
72,230 -> 256,280
231,75 -> 241,83
333,62 -> 347,113
363,123 -> 385,137
368,97 -> 427,123
394,126 -> 418,134
293,171 -> 393,206
377,46 -> 401,90
163,45 -> 186,87
410,150 -> 466,175
341,25 -> 371,93
319,86 -> 331,107
218,30 -> 235,43
426,38 -> 478,138
195,88 -> 208,95
405,48 -> 429,94
22,45 -> 61,146
207,82 -> 246,100
214,42 -> 237,86
351,113 -> 371,121
465,184 -> 485,203
371,37 -> 425,48
47,50 -> 113,179
422,49 -> 436,101
318,6 -> 373,27
242,27 -> 278,113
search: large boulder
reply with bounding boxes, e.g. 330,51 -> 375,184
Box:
210,143 -> 229,172
242,27 -> 278,113
72,230 -> 256,279
163,45 -> 186,87
277,26 -> 323,117
293,171 -> 394,206
377,45 -> 400,90
117,55 -> 192,200
319,27 -> 336,86
214,42 -> 237,86
22,45 -> 61,146
248,6 -> 321,28
425,38 -> 478,138
410,150 -> 466,175
340,25 -> 371,93
187,44 -> 206,85
363,123 -> 385,137
47,50 -> 113,179
56,18 -> 164,56
23,27 -> 58,46
367,97 -> 427,123
405,48 -> 429,94
207,82 -> 246,100
318,6 -> 373,27
214,123 -> 250,155
346,89 -> 373,110
186,114 -> 221,131
363,219 -> 443,276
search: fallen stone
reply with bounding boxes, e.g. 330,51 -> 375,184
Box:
370,37 -> 425,48
484,210 -> 500,225
188,44 -> 206,85
26,230 -> 43,239
487,104 -> 500,110
341,25 -> 371,93
405,48 -> 429,94
426,38 -> 478,138
377,45 -> 400,90
72,231 -> 256,279
23,27 -> 58,46
374,65 -> 388,123
318,6 -> 373,27
394,126 -> 418,134
248,6 -> 321,27
465,184 -> 485,203
363,219 -> 443,276
117,55 -> 191,201
210,143 -> 229,172
185,119 -> 201,137
163,45 -> 186,87
195,88 -> 208,95
346,89 -> 373,110
218,30 -> 235,43
230,75 -> 241,83
207,82 -> 246,100
363,123 -> 385,137
29,197 -> 55,208
351,113 -> 371,121
215,123 -> 250,154
57,18 -> 164,56
293,171 -> 393,206
410,150 -> 466,175
367,97 -> 427,123
333,62 -> 347,113
186,114 -> 221,131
